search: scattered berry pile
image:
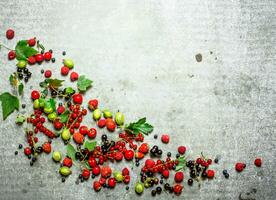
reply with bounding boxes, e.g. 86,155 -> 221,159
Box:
0,29 -> 263,197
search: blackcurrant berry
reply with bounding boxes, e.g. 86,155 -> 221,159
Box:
18,144 -> 23,149
18,73 -> 23,79
167,152 -> 171,157
23,68 -> 29,74
151,190 -> 156,196
156,186 -> 162,194
188,178 -> 193,186
101,134 -> 107,141
14,151 -> 18,155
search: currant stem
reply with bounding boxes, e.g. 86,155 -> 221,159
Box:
0,42 -> 13,51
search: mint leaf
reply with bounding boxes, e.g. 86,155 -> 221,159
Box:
67,144 -> 76,161
84,141 -> 97,151
77,75 -> 93,92
46,78 -> 64,89
15,40 -> 38,61
0,92 -> 20,120
125,117 -> 154,135
16,115 -> 25,124
60,110 -> 69,123
175,156 -> 187,171
18,83 -> 24,95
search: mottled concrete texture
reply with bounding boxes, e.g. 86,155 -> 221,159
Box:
0,0 -> 276,200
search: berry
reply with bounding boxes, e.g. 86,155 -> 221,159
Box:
173,184 -> 183,195
92,166 -> 101,176
28,38 -> 36,46
123,175 -> 130,184
99,177 -> 106,185
135,152 -> 144,160
93,181 -> 101,191
79,126 -> 88,135
122,168 -> 130,176
28,56 -> 36,65
207,169 -> 215,178
35,54 -> 44,62
178,146 -> 186,155
71,94 -> 83,105
44,70 -> 52,78
138,143 -> 149,154
151,190 -> 156,196
87,128 -> 97,139
188,179 -> 193,186
254,158 -> 262,167
24,147 -> 32,156
88,99 -> 98,110
162,169 -> 170,179
54,120 -> 63,130
42,142 -> 51,154
161,134 -> 170,143
235,162 -> 246,172
43,52 -> 52,61
82,168 -> 90,180
63,157 -> 73,167
174,172 -> 184,183
31,90 -> 40,100
61,66 -> 70,76
115,151 -> 124,161
97,119 -> 106,128
57,106 -> 65,115
106,119 -> 116,132
6,29 -> 14,39
73,132 -> 84,144
108,178 -> 116,188
88,157 -> 97,168
145,159 -> 155,169
70,72 -> 79,81
101,166 -> 112,178
8,51 -> 16,60
124,150 -> 134,161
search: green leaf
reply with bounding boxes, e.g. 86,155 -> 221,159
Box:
9,74 -> 17,86
18,83 -> 24,95
46,78 -> 64,89
77,75 -> 93,92
65,87 -> 75,95
66,144 -> 76,161
84,140 -> 97,151
41,89 -> 48,97
0,92 -> 20,120
47,98 -> 56,111
125,117 -> 154,135
15,40 -> 38,61
175,156 -> 187,171
60,110 -> 69,123
84,161 -> 92,170
15,115 -> 25,124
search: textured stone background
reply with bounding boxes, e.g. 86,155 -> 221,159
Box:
0,0 -> 276,199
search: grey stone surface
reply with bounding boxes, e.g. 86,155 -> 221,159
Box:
0,0 -> 276,199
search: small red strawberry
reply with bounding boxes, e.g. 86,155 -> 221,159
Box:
161,134 -> 170,144
174,171 -> 184,183
93,181 -> 101,191
254,158 -> 262,167
73,132 -> 84,144
138,143 -> 149,154
42,142 -> 51,154
207,169 -> 215,178
63,157 -> 73,167
178,146 -> 186,155
235,162 -> 246,172
82,168 -> 90,180
88,99 -> 98,110
135,152 -> 144,160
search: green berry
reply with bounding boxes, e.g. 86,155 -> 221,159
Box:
52,151 -> 62,162
63,59 -> 74,69
115,112 -> 124,126
93,109 -> 101,120
103,109 -> 113,119
17,60 -> 27,68
48,112 -> 57,121
113,171 -> 124,182
59,166 -> 71,176
135,182 -> 144,194
61,128 -> 71,141
33,99 -> 40,109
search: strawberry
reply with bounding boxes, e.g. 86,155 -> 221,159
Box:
174,171 -> 184,183
73,132 -> 84,144
235,162 -> 246,172
42,142 -> 51,154
135,152 -> 144,160
63,157 -> 73,167
138,143 -> 149,154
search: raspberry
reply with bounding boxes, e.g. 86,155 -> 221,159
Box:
178,146 -> 186,155
63,157 -> 73,167
28,56 -> 36,65
28,38 -> 36,46
44,70 -> 52,78
70,72 -> 79,81
61,66 -> 70,76
161,134 -> 170,143
254,158 -> 262,167
6,29 -> 14,39
42,142 -> 51,154
122,168 -> 130,176
82,168 -> 90,180
73,132 -> 84,144
138,143 -> 149,154
235,162 -> 246,172
162,169 -> 170,179
207,169 -> 215,178
174,171 -> 184,183
8,51 -> 16,60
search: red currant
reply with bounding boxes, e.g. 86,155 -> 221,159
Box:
8,51 -> 16,60
254,158 -> 262,167
87,128 -> 97,139
28,56 -> 36,65
6,29 -> 14,39
44,70 -> 52,78
28,38 -> 36,46
72,93 -> 83,104
43,52 -> 52,61
108,178 -> 116,188
70,72 -> 79,81
35,54 -> 44,62
31,90 -> 40,100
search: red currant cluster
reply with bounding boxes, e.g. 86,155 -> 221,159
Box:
66,104 -> 87,134
118,132 -> 144,150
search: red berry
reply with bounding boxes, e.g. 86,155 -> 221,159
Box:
88,157 -> 97,168
79,126 -> 88,135
35,54 -> 44,62
44,70 -> 52,78
196,158 -> 202,164
92,166 -> 101,176
101,166 -> 112,178
145,159 -> 155,169
43,52 -> 52,61
61,66 -> 70,76
122,168 -> 130,176
106,119 -> 116,132
87,128 -> 97,139
31,90 -> 40,100
99,177 -> 106,185
88,99 -> 98,110
123,175 -> 130,184
178,146 -> 186,155
6,29 -> 14,39
73,132 -> 84,144
42,142 -> 51,153
254,158 -> 262,167
108,178 -> 116,188
135,152 -> 144,160
161,134 -> 170,144
124,150 -> 134,161
53,120 -> 63,130
138,143 -> 149,154
162,169 -> 170,179
207,169 -> 215,178
72,93 -> 83,104
28,38 -> 36,46
93,181 -> 101,191
28,56 -> 36,65
115,152 -> 124,161
235,162 -> 246,172
24,147 -> 32,156
82,168 -> 90,180
57,106 -> 65,115
97,119 -> 106,128
70,72 -> 79,81
174,171 -> 184,183
63,157 -> 73,167
173,184 -> 183,195
207,159 -> 212,165
8,51 -> 16,60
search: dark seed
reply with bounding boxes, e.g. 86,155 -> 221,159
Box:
18,144 -> 23,149
91,174 -> 95,179
224,173 -> 229,179
80,177 -> 84,182
154,134 -> 158,139
223,169 -> 228,175
167,152 -> 171,157
41,50 -> 44,54
31,157 -> 37,162
41,69 -> 44,74
21,104 -> 26,109
51,58 -> 55,63
136,162 -> 140,167
62,178 -> 66,182
176,153 -> 180,158
28,155 -> 31,159
214,158 -> 219,163
62,51 -> 66,56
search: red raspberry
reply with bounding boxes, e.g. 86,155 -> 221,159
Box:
123,175 -> 130,184
70,72 -> 79,81
35,54 -> 44,62
124,150 -> 134,161
97,119 -> 106,128
178,146 -> 186,155
106,119 -> 116,132
63,157 -> 73,167
108,178 -> 116,188
101,166 -> 112,178
6,29 -> 14,39
44,70 -> 52,78
122,168 -> 129,176
87,128 -> 97,139
235,162 -> 246,172
42,142 -> 51,154
61,66 -> 70,76
174,171 -> 184,183
72,93 -> 83,104
24,147 -> 32,156
43,52 -> 52,61
93,181 -> 101,191
207,169 -> 215,178
28,56 -> 36,65
31,90 -> 40,100
28,38 -> 36,46
254,158 -> 262,167
73,132 -> 84,144
138,143 -> 149,154
8,51 -> 16,60
162,169 -> 170,179
161,134 -> 170,143
82,168 -> 90,180
88,99 -> 98,110
145,159 -> 155,169
92,166 -> 101,176
173,184 -> 183,195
